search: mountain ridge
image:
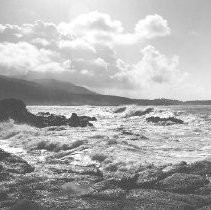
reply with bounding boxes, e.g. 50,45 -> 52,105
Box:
0,75 -> 210,106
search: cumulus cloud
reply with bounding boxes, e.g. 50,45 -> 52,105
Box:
0,42 -> 65,76
57,12 -> 170,46
68,11 -> 124,34
113,45 -> 187,89
135,14 -> 171,39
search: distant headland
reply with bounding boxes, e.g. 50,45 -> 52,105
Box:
0,75 -> 210,106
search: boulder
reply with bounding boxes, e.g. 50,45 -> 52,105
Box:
159,173 -> 209,193
146,116 -> 184,125
0,149 -> 34,174
68,113 -> 94,127
0,98 -> 45,128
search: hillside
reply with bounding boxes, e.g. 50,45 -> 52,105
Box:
1,75 -> 210,106
0,76 -> 136,105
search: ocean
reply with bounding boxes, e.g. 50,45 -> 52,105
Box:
0,105 -> 210,171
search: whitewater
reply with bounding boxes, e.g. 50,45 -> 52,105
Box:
0,105 -> 210,172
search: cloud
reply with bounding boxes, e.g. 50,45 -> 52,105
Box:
0,42 -> 65,76
58,39 -> 96,59
0,13 -> 197,99
113,45 -> 186,88
135,14 -> 171,39
58,12 -> 171,46
70,11 -> 124,34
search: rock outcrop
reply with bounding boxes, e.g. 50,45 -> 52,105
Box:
0,149 -> 34,176
146,116 -> 184,125
0,160 -> 210,209
0,98 -> 97,128
0,98 -> 45,128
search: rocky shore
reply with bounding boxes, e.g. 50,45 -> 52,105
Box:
0,147 -> 210,209
0,99 -> 97,128
0,99 -> 210,209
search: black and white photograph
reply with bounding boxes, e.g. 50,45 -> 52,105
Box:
0,0 -> 211,209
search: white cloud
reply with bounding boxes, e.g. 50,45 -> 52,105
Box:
0,42 -> 65,76
68,11 -> 124,34
135,14 -> 171,39
114,45 -> 186,88
58,39 -> 96,59
57,12 -> 170,46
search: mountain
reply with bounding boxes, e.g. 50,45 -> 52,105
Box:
33,79 -> 96,95
0,75 -> 210,106
0,75 -> 129,105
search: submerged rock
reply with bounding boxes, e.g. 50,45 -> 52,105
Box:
146,116 -> 184,125
126,107 -> 154,117
0,98 -> 96,128
114,107 -> 127,113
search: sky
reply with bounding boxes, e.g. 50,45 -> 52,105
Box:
0,0 -> 210,100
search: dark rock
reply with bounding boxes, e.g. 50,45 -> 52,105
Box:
10,199 -> 44,210
159,173 -> 209,193
102,171 -> 138,189
126,189 -> 211,210
36,112 -> 50,117
84,188 -> 126,200
68,113 -> 80,127
0,191 -> 8,201
136,169 -> 165,188
0,149 -> 34,174
0,98 -> 45,128
162,161 -> 188,176
68,113 -> 95,127
122,130 -> 134,135
195,183 -> 211,195
146,116 -> 184,125
134,107 -> 154,116
115,171 -> 139,189
0,172 -> 11,181
186,160 -> 211,176
0,99 -> 97,128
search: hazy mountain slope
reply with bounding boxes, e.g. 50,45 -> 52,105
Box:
1,75 -> 210,105
34,79 -> 97,95
0,76 -> 136,105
